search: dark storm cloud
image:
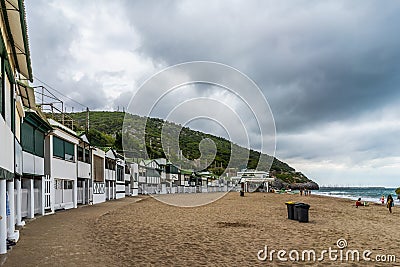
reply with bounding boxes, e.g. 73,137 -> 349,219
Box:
26,1 -> 109,110
24,1 -> 400,185
121,0 -> 400,133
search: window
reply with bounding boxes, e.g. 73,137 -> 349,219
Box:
93,155 -> 104,182
125,164 -> 130,174
34,131 -> 44,157
117,165 -> 124,181
105,158 -> 116,170
53,136 -> 64,158
21,122 -> 34,153
53,136 -> 75,161
78,146 -> 91,163
21,122 -> 45,157
84,149 -> 91,163
64,142 -> 74,161
63,180 -> 73,189
78,146 -> 84,162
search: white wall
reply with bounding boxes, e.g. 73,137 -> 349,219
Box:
91,148 -> 106,204
131,163 -> 138,176
35,156 -> 44,175
105,169 -> 115,181
0,118 -> 14,173
77,161 -> 90,178
22,152 -> 44,176
52,158 -> 76,179
52,129 -> 79,145
93,192 -> 106,204
116,184 -> 125,199
15,140 -> 22,175
131,189 -> 138,196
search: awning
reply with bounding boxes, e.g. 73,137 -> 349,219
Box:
16,81 -> 35,108
2,0 -> 32,81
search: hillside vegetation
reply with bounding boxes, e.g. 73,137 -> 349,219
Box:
69,111 -> 313,184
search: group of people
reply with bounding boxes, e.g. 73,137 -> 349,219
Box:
356,194 -> 396,213
381,194 -> 395,213
355,198 -> 369,208
299,189 -> 311,196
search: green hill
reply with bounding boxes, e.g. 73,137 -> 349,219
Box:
69,111 -> 314,185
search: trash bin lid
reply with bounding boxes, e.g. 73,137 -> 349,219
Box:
285,201 -> 295,205
295,203 -> 310,208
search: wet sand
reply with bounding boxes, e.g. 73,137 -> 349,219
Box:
2,192 -> 399,266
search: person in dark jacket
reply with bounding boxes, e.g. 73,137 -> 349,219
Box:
387,194 -> 394,213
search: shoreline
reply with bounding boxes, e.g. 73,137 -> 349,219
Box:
312,191 -> 400,206
3,192 -> 400,266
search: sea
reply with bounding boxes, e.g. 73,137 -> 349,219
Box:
314,187 -> 399,205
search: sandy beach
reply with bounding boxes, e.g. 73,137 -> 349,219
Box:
2,192 -> 399,266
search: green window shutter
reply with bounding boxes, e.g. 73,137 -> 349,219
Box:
117,165 -> 124,181
77,146 -> 83,161
64,141 -> 74,161
84,149 -> 90,163
53,136 -> 64,158
34,130 -> 44,157
21,122 -> 34,153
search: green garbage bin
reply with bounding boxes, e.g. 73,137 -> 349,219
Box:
295,203 -> 310,223
285,201 -> 295,220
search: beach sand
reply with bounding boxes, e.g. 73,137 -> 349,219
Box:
2,192 -> 399,266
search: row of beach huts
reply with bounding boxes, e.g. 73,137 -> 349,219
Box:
0,0 -> 273,254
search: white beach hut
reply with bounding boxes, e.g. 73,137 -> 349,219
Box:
91,147 -> 106,204
18,95 -> 52,221
128,162 -> 139,196
139,159 -> 162,194
76,133 -> 91,205
124,162 -> 131,196
115,151 -> 125,199
45,119 -> 79,211
104,148 -> 116,200
0,0 -> 33,254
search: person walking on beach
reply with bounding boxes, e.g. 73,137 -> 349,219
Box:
381,195 -> 385,205
387,194 -> 394,213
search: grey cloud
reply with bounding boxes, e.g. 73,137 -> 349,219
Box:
24,1 -> 400,185
121,0 -> 400,134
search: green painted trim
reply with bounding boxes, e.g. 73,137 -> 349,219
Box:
0,166 -> 13,180
0,23 -> 15,82
0,0 -> 19,76
0,0 -> 31,82
180,169 -> 193,175
18,0 -> 32,81
24,111 -> 52,133
22,173 -> 43,179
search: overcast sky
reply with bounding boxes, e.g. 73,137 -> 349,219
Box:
25,1 -> 400,187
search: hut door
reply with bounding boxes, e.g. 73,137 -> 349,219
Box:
44,175 -> 52,210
